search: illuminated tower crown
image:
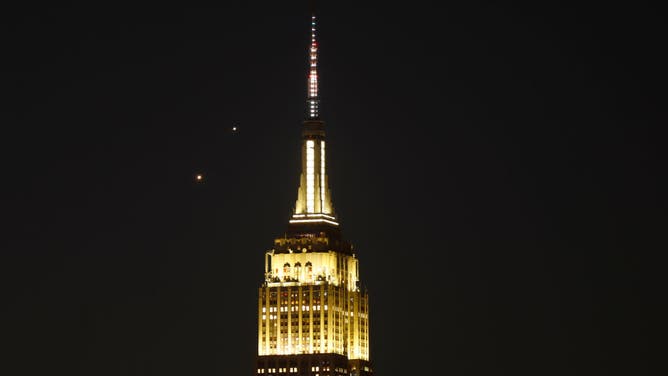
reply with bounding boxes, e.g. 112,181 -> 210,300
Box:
290,14 -> 338,230
256,10 -> 373,376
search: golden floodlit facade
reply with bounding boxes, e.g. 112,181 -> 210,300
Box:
255,13 -> 372,376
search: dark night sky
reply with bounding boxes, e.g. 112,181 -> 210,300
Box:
1,2 -> 664,375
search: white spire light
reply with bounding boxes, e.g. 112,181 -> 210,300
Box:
307,14 -> 319,119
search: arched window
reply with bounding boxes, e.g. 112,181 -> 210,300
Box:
294,262 -> 302,280
305,261 -> 313,280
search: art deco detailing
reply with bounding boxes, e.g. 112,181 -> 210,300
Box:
258,238 -> 370,361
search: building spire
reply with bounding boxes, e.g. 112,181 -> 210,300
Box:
306,13 -> 319,120
290,10 -> 337,230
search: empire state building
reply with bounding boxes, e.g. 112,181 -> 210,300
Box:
255,13 -> 373,376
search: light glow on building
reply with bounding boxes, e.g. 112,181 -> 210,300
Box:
288,218 -> 339,226
258,248 -> 370,360
306,140 -> 315,213
320,141 -> 325,209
